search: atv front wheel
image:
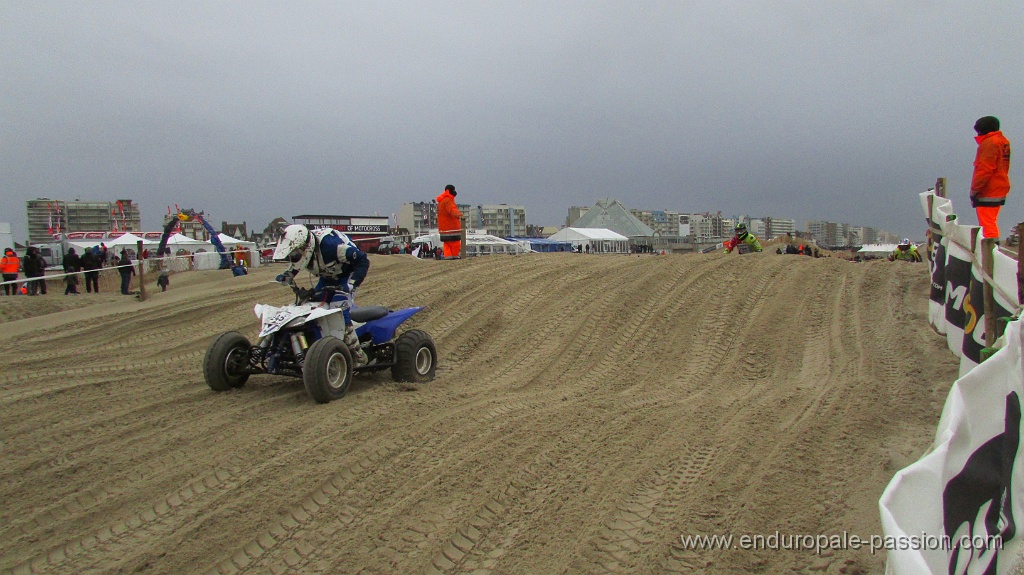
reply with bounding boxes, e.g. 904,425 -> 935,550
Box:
303,336 -> 353,403
204,332 -> 251,391
392,329 -> 437,383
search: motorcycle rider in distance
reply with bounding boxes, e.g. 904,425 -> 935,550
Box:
274,224 -> 370,365
889,238 -> 922,262
724,223 -> 763,254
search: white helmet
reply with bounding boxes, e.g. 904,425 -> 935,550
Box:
274,225 -> 313,269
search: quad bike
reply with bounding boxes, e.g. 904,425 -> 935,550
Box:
203,282 -> 437,403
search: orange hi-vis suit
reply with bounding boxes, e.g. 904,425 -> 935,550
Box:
971,130 -> 1011,238
1,250 -> 20,274
1,249 -> 20,296
436,188 -> 463,258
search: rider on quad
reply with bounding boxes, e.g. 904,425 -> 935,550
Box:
275,224 -> 370,364
889,238 -> 922,262
724,223 -> 763,254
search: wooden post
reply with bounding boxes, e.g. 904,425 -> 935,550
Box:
927,194 -> 935,260
1017,222 -> 1024,304
136,240 -> 147,301
460,215 -> 467,258
982,237 -> 997,350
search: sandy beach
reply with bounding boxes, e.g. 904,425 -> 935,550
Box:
0,252 -> 956,574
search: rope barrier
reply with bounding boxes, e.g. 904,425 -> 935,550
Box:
0,250 -> 256,289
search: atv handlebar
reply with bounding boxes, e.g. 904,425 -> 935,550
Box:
271,277 -> 318,305
273,275 -> 353,307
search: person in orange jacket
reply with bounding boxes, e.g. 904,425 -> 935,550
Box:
436,184 -> 463,259
1,247 -> 21,296
970,116 -> 1012,239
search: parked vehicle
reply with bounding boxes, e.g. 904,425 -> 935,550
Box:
30,242 -> 64,268
376,236 -> 398,254
203,282 -> 437,403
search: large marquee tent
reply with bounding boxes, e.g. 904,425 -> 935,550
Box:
546,227 -> 630,254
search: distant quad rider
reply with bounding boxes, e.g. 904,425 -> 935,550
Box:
275,224 -> 370,365
724,223 -> 762,254
890,238 -> 922,262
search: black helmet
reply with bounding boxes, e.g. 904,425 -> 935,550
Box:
974,116 -> 1000,136
735,223 -> 747,234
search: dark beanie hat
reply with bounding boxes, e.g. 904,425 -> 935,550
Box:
445,184 -> 456,196
974,116 -> 1000,135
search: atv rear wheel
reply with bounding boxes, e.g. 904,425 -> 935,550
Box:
392,329 -> 437,383
303,336 -> 353,403
204,331 -> 251,391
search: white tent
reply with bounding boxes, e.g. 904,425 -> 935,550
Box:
858,244 -> 899,258
411,230 -> 525,256
166,233 -> 206,245
151,234 -> 261,271
546,227 -> 630,254
105,232 -> 153,246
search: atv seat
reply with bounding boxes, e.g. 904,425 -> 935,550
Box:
351,306 -> 390,323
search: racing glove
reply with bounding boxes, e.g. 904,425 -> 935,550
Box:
276,271 -> 294,285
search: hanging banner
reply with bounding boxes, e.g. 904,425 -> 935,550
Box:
880,319 -> 1024,575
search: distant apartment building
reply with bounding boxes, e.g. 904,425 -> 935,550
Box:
677,215 -> 691,237
398,201 -> 473,237
806,220 -> 857,247
687,212 -> 727,240
746,218 -> 767,238
477,204 -> 526,237
26,198 -> 141,245
850,226 -> 878,246
878,230 -> 901,243
629,209 -> 683,237
807,220 -> 901,247
763,217 -> 795,239
566,206 -> 590,227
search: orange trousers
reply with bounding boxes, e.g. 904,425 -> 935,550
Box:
442,240 -> 461,258
976,205 -> 1002,239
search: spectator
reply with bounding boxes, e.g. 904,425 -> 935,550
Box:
117,250 -> 135,295
970,116 -> 1012,240
81,248 -> 101,293
436,184 -> 463,259
63,269 -> 80,295
63,248 -> 82,295
1,247 -> 20,296
157,270 -> 170,292
0,246 -> 20,292
22,247 -> 47,295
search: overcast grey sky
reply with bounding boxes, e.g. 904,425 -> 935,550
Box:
3,1 -> 1022,242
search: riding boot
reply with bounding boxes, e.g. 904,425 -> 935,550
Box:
345,325 -> 368,365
